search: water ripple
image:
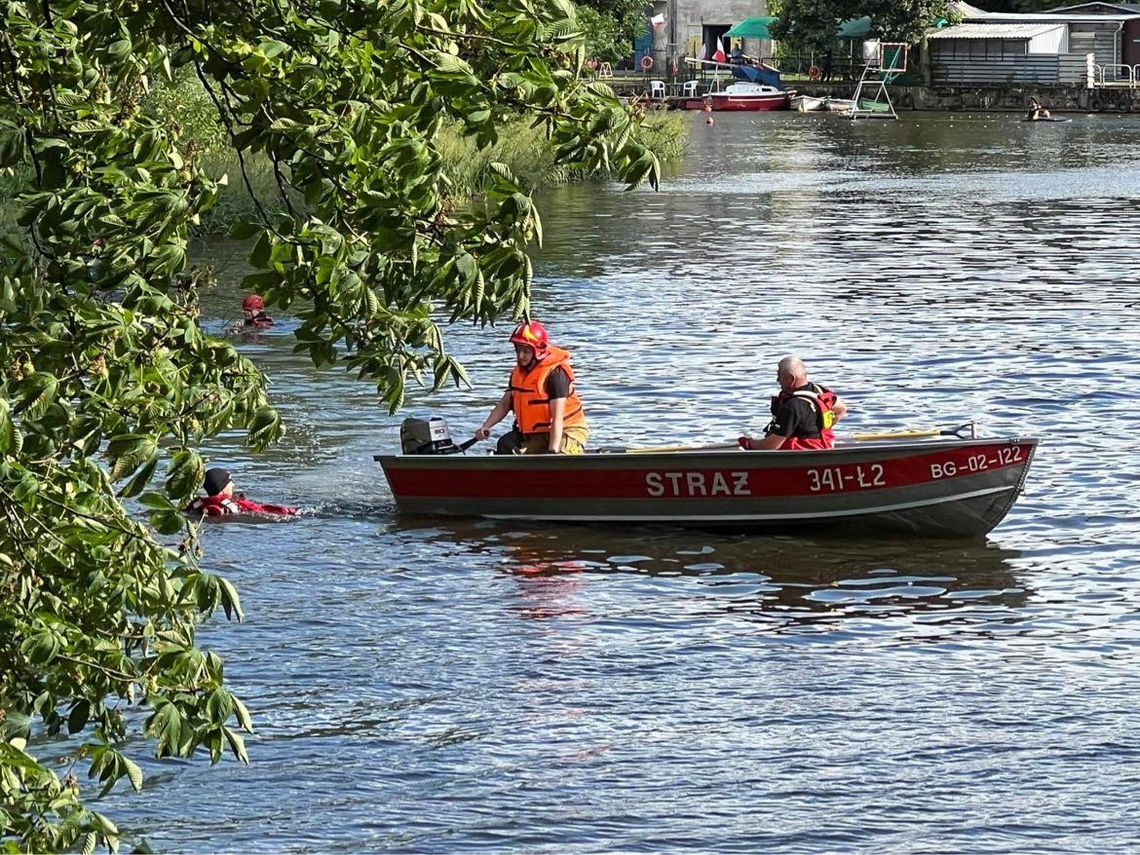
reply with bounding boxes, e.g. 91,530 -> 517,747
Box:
102,112 -> 1140,853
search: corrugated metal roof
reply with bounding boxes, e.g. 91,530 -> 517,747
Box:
1044,2 -> 1140,12
964,11 -> 1140,20
927,22 -> 1068,39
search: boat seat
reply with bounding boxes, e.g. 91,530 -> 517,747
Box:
649,79 -> 666,99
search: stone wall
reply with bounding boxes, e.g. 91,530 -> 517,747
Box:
794,83 -> 1140,112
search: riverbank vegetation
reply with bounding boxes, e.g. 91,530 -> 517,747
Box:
0,0 -> 666,850
775,0 -> 951,49
575,0 -> 646,63
135,68 -> 686,234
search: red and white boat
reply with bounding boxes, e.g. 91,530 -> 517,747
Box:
375,426 -> 1039,538
679,58 -> 793,112
686,81 -> 792,112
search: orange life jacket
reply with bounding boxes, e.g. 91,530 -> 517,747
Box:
509,346 -> 586,435
769,383 -> 838,450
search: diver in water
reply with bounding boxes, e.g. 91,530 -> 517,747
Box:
231,294 -> 275,333
186,467 -> 298,517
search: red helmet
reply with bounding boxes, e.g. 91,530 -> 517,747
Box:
509,319 -> 549,358
242,294 -> 265,312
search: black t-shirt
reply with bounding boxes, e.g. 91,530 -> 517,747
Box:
767,395 -> 821,439
544,366 -> 570,398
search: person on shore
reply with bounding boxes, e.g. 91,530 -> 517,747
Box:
474,319 -> 590,455
821,50 -> 834,83
730,43 -> 744,64
186,467 -> 299,517
238,294 -> 275,330
1027,97 -> 1051,120
740,355 -> 847,450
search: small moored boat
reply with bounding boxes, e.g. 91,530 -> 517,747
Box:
695,82 -> 791,111
375,428 -> 1039,538
791,94 -> 826,112
680,58 -> 792,112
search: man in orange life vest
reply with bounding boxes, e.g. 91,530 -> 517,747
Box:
186,467 -> 299,517
740,355 -> 848,450
474,320 -> 590,455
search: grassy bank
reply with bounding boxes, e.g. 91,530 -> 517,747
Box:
154,73 -> 687,234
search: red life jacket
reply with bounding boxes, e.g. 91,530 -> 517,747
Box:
769,383 -> 838,450
187,494 -> 298,517
244,313 -> 275,329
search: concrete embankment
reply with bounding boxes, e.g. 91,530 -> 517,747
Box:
792,83 -> 1140,113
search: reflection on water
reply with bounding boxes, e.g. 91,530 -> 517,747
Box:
107,112 -> 1140,852
388,517 -> 1030,638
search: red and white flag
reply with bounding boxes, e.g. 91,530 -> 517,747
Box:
698,42 -> 707,61
650,12 -> 665,29
713,37 -> 726,64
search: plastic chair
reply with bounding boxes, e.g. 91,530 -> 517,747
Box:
649,79 -> 666,99
681,80 -> 698,97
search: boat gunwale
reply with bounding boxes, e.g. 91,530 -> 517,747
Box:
373,436 -> 1040,468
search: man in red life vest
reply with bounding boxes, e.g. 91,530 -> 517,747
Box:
240,294 -> 274,329
186,467 -> 298,517
473,319 -> 590,454
740,355 -> 848,450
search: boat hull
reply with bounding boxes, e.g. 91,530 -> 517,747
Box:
375,437 -> 1038,538
792,95 -> 826,112
707,92 -> 789,111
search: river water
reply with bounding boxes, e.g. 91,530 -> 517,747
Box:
105,112 -> 1140,851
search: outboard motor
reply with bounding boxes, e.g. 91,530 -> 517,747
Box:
400,416 -> 478,455
401,417 -> 456,454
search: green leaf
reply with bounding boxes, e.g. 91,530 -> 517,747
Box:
246,406 -> 281,449
165,449 -> 205,502
0,397 -> 15,454
67,700 -> 90,735
17,373 -> 58,421
122,755 -> 144,793
151,509 -> 186,535
222,725 -> 249,764
106,434 -> 159,482
232,695 -> 254,732
117,452 -> 159,498
229,221 -> 261,240
148,703 -> 183,758
138,492 -> 175,511
217,576 -> 244,622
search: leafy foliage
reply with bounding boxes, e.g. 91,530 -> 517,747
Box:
574,1 -> 646,64
774,0 -> 950,49
0,0 -> 663,849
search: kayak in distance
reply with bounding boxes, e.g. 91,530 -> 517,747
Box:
375,419 -> 1039,539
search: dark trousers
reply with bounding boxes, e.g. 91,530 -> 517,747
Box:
496,428 -> 525,455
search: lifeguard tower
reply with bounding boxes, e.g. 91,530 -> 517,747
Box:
850,41 -> 907,120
